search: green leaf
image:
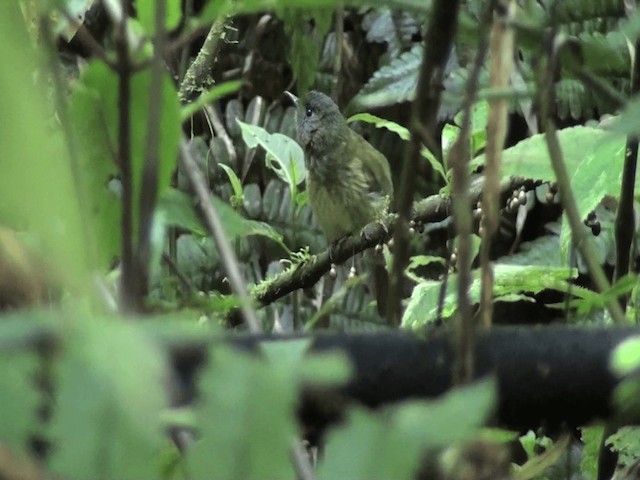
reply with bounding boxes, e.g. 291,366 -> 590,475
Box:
218,163 -> 244,203
403,265 -> 577,328
355,43 -> 422,109
0,314 -> 59,458
318,379 -> 495,480
69,71 -> 120,269
405,254 -> 446,283
606,427 -> 640,468
421,146 -> 448,183
0,2 -> 88,287
347,113 -> 410,140
136,0 -> 182,33
158,188 -> 285,248
580,425 -> 603,480
49,318 -> 168,478
474,125 -> 630,225
70,60 -> 181,269
187,345 -> 297,479
0,349 -> 40,452
157,188 -> 206,235
281,7 -> 332,97
261,339 -> 353,387
237,119 -> 306,188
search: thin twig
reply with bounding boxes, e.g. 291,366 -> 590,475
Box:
613,37 -> 640,308
162,252 -> 195,295
480,0 -> 516,327
540,35 -> 627,325
331,4 -> 344,101
136,0 -> 168,301
386,0 -> 461,326
179,136 -> 262,333
115,0 -> 137,313
447,2 -> 493,385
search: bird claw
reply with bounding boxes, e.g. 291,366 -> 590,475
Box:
328,237 -> 347,263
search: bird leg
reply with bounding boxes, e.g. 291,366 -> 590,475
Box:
328,236 -> 349,264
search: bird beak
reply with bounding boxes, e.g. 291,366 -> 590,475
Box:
284,91 -> 298,106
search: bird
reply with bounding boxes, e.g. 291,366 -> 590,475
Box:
285,90 -> 393,242
286,90 -> 393,317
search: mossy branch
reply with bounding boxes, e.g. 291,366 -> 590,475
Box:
253,177 -> 536,307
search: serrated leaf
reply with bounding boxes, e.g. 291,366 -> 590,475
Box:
355,43 -> 422,108
318,379 -> 495,480
606,427 -> 640,468
50,319 -> 167,478
0,350 -> 39,452
187,345 -> 297,479
261,340 -> 353,386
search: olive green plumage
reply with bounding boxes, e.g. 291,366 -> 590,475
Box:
293,91 -> 393,241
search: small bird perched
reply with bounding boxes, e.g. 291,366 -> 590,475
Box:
286,90 -> 393,241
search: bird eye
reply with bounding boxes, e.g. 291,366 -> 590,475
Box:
305,105 -> 313,117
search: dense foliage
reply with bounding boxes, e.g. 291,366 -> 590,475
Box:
4,0 -> 640,478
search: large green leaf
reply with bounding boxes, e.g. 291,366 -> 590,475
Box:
70,60 -> 181,269
49,318 -> 168,478
238,120 -> 306,194
136,0 -> 182,34
0,2 -> 88,287
403,265 -> 577,328
474,126 -> 628,221
187,345 -> 297,479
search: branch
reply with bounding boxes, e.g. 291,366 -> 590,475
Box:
386,0 -> 461,326
114,0 -> 137,313
254,178 -> 536,307
480,0 -> 516,327
447,2 -> 493,385
135,0 -> 168,301
179,137 -> 262,333
613,37 -> 640,306
178,18 -> 227,103
539,35 -> 627,325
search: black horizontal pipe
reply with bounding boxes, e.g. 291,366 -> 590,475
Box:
171,326 -> 640,436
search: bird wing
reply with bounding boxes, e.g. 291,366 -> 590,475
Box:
348,130 -> 394,199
